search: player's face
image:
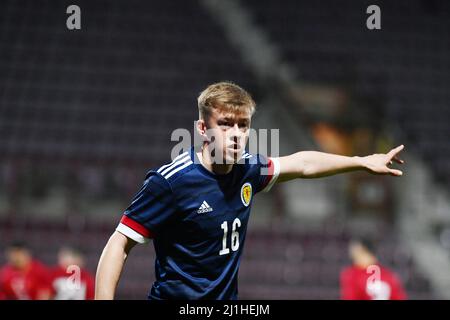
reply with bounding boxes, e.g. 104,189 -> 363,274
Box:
204,109 -> 251,164
349,242 -> 364,263
6,248 -> 31,269
58,251 -> 83,268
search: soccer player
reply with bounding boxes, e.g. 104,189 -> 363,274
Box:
340,237 -> 407,300
0,241 -> 53,300
95,82 -> 405,300
51,246 -> 95,300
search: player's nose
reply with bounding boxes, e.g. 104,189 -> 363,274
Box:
229,124 -> 243,142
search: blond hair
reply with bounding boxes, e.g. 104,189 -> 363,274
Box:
197,82 -> 256,120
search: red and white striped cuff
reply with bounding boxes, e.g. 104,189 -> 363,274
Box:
261,157 -> 280,193
116,215 -> 154,244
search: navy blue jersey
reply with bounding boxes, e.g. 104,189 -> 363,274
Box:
116,147 -> 280,300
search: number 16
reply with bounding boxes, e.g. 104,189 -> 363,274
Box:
219,218 -> 241,255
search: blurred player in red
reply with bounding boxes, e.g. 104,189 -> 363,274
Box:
340,237 -> 407,300
51,246 -> 95,300
0,241 -> 53,300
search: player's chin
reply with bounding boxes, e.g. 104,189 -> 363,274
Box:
224,150 -> 242,164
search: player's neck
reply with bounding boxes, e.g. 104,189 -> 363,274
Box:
198,146 -> 234,175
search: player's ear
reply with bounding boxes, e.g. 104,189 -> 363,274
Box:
196,119 -> 208,141
196,119 -> 204,134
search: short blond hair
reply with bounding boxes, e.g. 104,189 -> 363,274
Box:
197,82 -> 256,120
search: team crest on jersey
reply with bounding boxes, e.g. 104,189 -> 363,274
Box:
240,182 -> 252,207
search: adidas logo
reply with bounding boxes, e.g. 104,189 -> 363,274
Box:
197,201 -> 213,214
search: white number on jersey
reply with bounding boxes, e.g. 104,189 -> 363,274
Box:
219,218 -> 241,255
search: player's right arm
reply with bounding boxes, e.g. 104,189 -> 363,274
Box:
95,231 -> 136,300
95,171 -> 177,299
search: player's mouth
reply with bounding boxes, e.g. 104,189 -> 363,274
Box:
227,144 -> 242,153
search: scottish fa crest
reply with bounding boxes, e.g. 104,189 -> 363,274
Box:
240,182 -> 252,207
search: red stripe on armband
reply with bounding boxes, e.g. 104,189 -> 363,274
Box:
120,215 -> 154,238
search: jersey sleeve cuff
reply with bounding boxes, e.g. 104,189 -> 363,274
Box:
261,157 -> 280,193
116,216 -> 153,244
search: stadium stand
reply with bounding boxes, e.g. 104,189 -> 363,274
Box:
0,0 -> 257,165
244,0 -> 450,187
0,0 -> 447,299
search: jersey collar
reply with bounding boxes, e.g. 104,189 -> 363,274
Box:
190,146 -> 237,179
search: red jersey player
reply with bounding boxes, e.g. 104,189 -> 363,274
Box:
0,242 -> 53,300
340,237 -> 407,300
51,247 -> 95,300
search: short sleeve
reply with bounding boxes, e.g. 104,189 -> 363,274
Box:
248,154 -> 280,193
116,171 -> 177,244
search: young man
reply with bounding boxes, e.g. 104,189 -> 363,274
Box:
51,246 -> 95,300
340,237 -> 407,300
95,82 -> 405,300
0,242 -> 53,300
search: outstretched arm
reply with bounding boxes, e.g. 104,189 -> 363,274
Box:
276,145 -> 405,183
95,231 -> 137,299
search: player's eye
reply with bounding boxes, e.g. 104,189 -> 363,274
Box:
238,122 -> 249,129
218,121 -> 232,128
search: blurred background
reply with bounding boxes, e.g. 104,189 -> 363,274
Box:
0,0 -> 449,299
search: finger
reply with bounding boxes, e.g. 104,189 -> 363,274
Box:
388,169 -> 403,176
388,144 -> 404,158
393,156 -> 404,164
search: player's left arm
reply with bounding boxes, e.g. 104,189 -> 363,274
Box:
275,145 -> 405,183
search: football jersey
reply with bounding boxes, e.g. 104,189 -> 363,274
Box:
51,266 -> 95,300
116,146 -> 280,299
0,260 -> 54,300
340,264 -> 407,300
